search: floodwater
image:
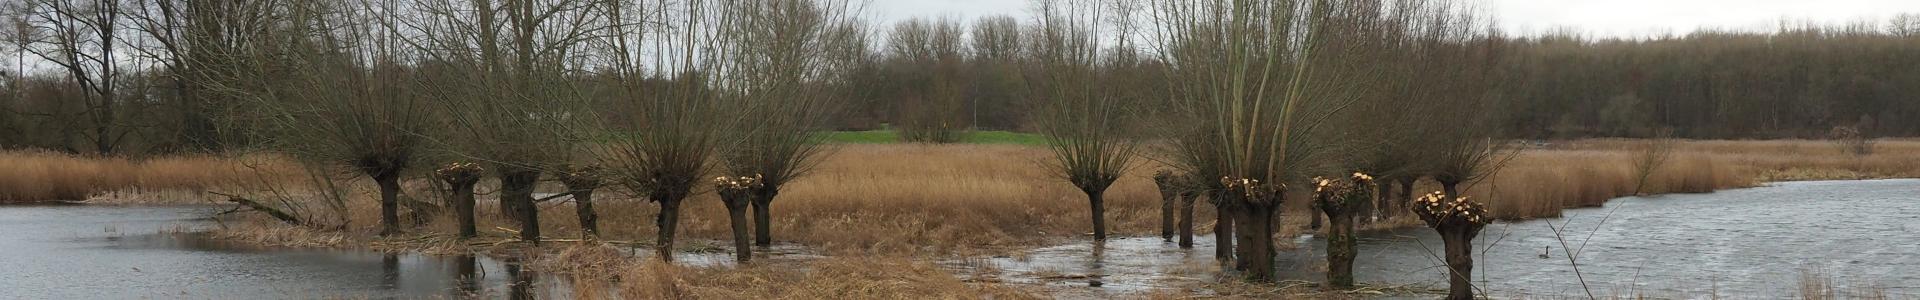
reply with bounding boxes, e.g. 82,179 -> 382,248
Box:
5,179 -> 1916,298
950,179 -> 1920,298
1289,179 -> 1920,298
0,205 -> 567,299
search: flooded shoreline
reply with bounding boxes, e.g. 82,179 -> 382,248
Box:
0,205 -> 567,299
4,179 -> 1916,298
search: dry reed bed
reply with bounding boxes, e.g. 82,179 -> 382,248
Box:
17,139 -> 1920,254
0,150 -> 301,203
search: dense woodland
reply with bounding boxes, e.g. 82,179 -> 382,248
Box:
0,1 -> 1915,154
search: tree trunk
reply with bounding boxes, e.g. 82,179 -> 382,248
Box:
1325,208 -> 1357,288
751,189 -> 778,247
573,189 -> 598,237
1213,193 -> 1235,263
726,199 -> 751,262
655,200 -> 682,262
1238,203 -> 1279,282
1376,180 -> 1395,220
1159,186 -> 1176,242
1178,192 -> 1196,248
501,171 -> 541,243
1308,206 -> 1323,231
1233,205 -> 1257,271
1441,225 -> 1478,300
374,171 -> 401,236
451,179 -> 479,239
1087,187 -> 1107,241
1397,177 -> 1415,214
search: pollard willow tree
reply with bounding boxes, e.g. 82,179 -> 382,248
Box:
1310,172 -> 1374,288
206,0 -> 431,234
596,0 -> 736,262
1401,3 -> 1512,298
401,0 -> 604,243
1148,0 -> 1383,281
713,0 -> 864,252
1028,0 -> 1141,242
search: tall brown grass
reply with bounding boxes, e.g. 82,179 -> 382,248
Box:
0,150 -> 301,203
27,139 -> 1920,254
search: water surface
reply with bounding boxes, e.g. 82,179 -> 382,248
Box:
0,205 -> 563,299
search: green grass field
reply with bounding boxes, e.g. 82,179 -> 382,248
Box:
821,130 -> 1048,146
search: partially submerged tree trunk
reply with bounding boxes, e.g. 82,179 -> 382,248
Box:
1223,178 -> 1284,282
1153,172 -> 1178,242
715,175 -> 762,262
1212,190 -> 1235,263
1314,173 -> 1375,289
751,189 -> 779,247
500,170 -> 541,243
1413,180 -> 1490,300
1326,210 -> 1356,287
1236,202 -> 1279,281
1085,186 -> 1109,241
654,199 -> 683,262
1440,224 -> 1480,300
1178,191 -> 1197,248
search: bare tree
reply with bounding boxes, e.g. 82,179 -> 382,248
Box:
596,0 -> 736,262
403,0 -> 605,243
1149,0 -> 1382,281
1400,3 -> 1511,298
1311,172 -> 1374,288
124,0 -> 278,151
1028,0 -> 1140,242
714,0 -> 862,254
20,0 -> 131,154
204,0 -> 432,234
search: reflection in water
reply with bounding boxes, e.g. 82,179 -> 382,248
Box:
0,205 -> 576,299
1088,241 -> 1106,287
453,255 -> 480,298
381,254 -> 400,289
1288,180 -> 1920,298
942,237 -> 1221,297
506,257 -> 535,300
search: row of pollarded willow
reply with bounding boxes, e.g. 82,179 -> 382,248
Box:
178,0 -> 863,263
118,0 -> 1507,297
1136,0 -> 1510,299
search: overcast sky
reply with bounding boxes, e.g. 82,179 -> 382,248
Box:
866,0 -> 1920,38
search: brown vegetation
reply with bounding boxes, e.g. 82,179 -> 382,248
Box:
0,150 -> 298,202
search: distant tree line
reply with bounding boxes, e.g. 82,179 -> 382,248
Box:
3,1 -> 1915,154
